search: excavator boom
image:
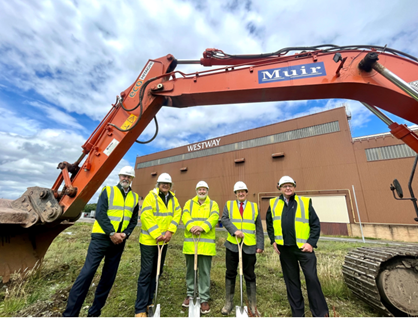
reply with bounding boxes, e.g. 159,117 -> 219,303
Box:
1,46 -> 418,301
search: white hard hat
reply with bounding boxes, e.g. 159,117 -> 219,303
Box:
196,181 -> 209,190
234,181 -> 248,192
157,173 -> 172,184
278,176 -> 296,187
119,166 -> 135,178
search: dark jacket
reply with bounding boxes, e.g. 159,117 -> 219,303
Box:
266,194 -> 320,248
91,183 -> 139,240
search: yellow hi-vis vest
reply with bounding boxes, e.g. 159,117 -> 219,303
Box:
92,186 -> 139,234
139,188 -> 182,246
270,195 -> 311,248
226,200 -> 258,247
182,196 -> 219,256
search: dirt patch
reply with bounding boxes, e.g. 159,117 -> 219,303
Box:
16,286 -> 71,317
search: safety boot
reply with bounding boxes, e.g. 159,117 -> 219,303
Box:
221,278 -> 235,315
246,281 -> 261,317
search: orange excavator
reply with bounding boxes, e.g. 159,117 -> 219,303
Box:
1,44 -> 418,315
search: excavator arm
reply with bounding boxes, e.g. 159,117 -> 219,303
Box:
1,45 -> 418,284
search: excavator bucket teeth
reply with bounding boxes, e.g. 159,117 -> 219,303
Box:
0,220 -> 73,283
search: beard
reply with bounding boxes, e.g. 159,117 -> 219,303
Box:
121,180 -> 131,188
197,194 -> 207,200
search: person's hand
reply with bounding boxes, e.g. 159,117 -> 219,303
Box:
163,231 -> 173,243
234,230 -> 244,238
301,243 -> 313,253
156,235 -> 165,243
256,249 -> 264,254
273,242 -> 280,255
191,226 -> 204,235
110,233 -> 125,245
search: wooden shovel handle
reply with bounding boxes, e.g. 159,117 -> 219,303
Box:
236,236 -> 244,276
193,234 -> 201,271
156,242 -> 165,277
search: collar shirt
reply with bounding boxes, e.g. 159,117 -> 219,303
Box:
236,199 -> 247,211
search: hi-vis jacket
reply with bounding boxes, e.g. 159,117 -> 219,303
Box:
182,196 -> 219,256
139,188 -> 182,246
92,186 -> 139,235
270,195 -> 311,248
226,200 -> 258,247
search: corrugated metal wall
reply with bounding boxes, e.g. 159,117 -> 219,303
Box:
133,107 -> 418,232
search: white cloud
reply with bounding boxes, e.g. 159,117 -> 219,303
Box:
26,100 -> 86,131
0,129 -> 86,200
1,0 -> 418,206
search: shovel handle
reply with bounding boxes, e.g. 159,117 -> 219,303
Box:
236,236 -> 244,276
193,234 -> 201,271
156,241 -> 165,277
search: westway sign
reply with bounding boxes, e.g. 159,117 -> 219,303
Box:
187,138 -> 221,152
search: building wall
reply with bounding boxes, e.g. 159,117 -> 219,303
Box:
133,107 -> 418,241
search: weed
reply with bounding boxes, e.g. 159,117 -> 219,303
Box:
0,222 -> 381,317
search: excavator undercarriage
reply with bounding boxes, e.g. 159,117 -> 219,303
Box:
343,246 -> 418,316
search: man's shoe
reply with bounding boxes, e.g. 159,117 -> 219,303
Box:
182,296 -> 191,307
135,313 -> 147,317
200,302 -> 211,314
146,304 -> 154,313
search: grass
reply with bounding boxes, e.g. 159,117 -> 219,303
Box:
0,223 -> 382,317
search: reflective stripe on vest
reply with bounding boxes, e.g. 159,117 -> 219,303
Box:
182,197 -> 218,256
270,195 -> 310,248
92,186 -> 138,235
139,189 -> 180,246
226,201 -> 257,246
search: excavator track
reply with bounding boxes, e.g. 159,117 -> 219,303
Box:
343,246 -> 418,316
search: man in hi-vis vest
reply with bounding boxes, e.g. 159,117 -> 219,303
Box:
181,181 -> 219,314
63,166 -> 139,317
221,181 -> 264,316
266,176 -> 328,317
135,173 -> 182,317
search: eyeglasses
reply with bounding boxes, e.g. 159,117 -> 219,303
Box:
281,185 -> 294,189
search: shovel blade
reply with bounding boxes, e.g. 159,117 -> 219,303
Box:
188,297 -> 200,317
150,304 -> 160,317
236,305 -> 248,318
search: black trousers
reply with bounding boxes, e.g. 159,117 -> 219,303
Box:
63,237 -> 126,317
278,245 -> 328,317
225,248 -> 256,283
135,243 -> 168,314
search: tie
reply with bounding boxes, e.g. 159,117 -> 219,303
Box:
239,202 -> 244,217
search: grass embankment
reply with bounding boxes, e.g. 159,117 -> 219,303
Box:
0,223 -> 381,317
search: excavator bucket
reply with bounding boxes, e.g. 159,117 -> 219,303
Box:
0,198 -> 73,283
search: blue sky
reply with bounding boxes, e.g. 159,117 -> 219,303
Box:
1,0 -> 418,201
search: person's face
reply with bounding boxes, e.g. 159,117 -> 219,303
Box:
159,182 -> 171,194
119,174 -> 133,189
196,187 -> 208,200
280,183 -> 295,198
235,190 -> 248,202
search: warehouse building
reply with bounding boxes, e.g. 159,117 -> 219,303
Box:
133,107 -> 418,242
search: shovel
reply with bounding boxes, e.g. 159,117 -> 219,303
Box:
235,236 -> 248,318
148,242 -> 165,318
189,233 -> 201,317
